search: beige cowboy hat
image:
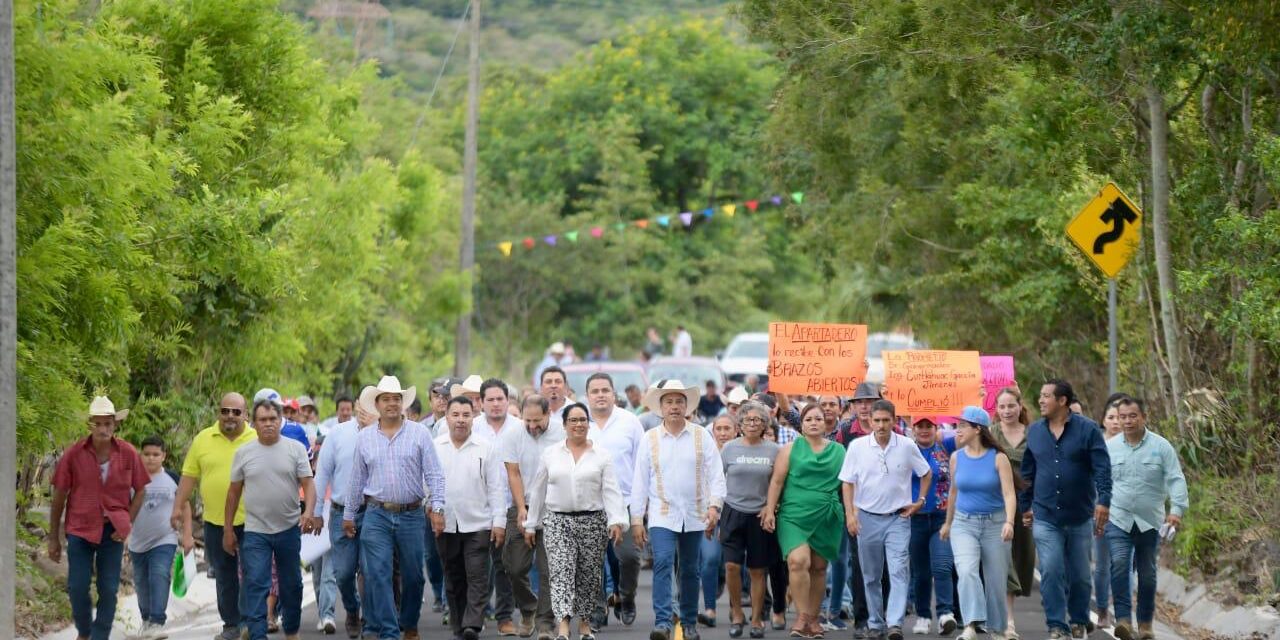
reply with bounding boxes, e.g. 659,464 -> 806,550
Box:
88,396 -> 129,422
642,379 -> 701,416
450,374 -> 484,399
725,386 -> 750,406
359,375 -> 417,416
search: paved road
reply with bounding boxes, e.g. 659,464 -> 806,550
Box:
61,563 -> 1183,640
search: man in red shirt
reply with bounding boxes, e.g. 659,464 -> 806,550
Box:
48,396 -> 150,640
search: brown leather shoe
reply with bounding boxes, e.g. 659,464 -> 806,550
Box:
498,620 -> 519,636
345,613 -> 362,639
403,629 -> 421,640
1137,623 -> 1154,640
518,618 -> 535,638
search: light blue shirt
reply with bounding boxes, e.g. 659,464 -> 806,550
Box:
1107,429 -> 1189,533
315,419 -> 361,509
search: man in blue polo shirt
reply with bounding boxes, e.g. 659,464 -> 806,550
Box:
1019,380 -> 1111,640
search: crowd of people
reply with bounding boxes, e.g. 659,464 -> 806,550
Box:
48,366 -> 1188,640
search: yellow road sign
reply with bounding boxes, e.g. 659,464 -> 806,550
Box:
1066,183 -> 1143,278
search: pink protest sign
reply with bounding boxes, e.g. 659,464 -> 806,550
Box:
980,355 -> 1016,415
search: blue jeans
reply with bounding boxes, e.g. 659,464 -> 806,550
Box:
205,521 -> 247,632
826,533 -> 851,616
360,506 -> 427,638
950,513 -> 1010,632
1032,518 -> 1094,633
909,511 -> 954,619
1106,523 -> 1160,624
329,508 -> 363,617
700,530 -> 722,611
242,528 -> 303,640
856,512 -> 911,630
423,517 -> 445,602
1093,530 -> 1111,614
650,528 -> 703,629
313,550 -> 338,620
130,543 -> 177,625
67,522 -> 124,640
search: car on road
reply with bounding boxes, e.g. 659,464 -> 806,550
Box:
864,331 -> 925,383
719,331 -> 770,388
562,361 -> 648,403
645,356 -> 727,392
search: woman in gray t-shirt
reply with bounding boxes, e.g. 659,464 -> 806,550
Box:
719,402 -> 782,638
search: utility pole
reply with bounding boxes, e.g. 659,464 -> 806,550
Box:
1,0 -> 20,634
454,0 -> 479,377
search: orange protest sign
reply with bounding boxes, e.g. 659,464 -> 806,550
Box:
882,350 -> 982,415
767,323 -> 868,395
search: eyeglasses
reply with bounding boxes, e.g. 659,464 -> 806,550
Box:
741,417 -> 767,425
565,417 -> 590,425
219,407 -> 243,417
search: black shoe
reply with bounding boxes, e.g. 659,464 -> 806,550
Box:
886,626 -> 903,640
697,613 -> 717,628
432,599 -> 445,613
650,628 -> 671,640
621,600 -> 637,626
729,623 -> 745,638
852,624 -> 868,640
684,626 -> 701,640
589,607 -> 608,632
609,592 -> 623,622
463,628 -> 480,640
750,626 -> 766,639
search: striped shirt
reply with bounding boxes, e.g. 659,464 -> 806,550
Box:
343,419 -> 446,521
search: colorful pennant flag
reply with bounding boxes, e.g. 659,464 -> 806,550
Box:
498,241 -> 513,257
770,195 -> 783,206
791,191 -> 805,204
635,219 -> 649,229
591,227 -> 604,238
680,212 -> 694,227
543,235 -> 557,246
565,230 -> 579,243
614,222 -> 627,231
745,200 -> 758,212
721,204 -> 736,217
522,237 -> 535,249
656,215 -> 670,227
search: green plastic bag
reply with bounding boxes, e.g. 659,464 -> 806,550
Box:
172,550 -> 195,598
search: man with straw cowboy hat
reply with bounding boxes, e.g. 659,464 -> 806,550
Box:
49,396 -> 151,640
344,375 -> 447,640
629,380 -> 727,640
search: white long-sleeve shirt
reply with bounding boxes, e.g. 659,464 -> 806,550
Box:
524,442 -> 628,532
314,419 -> 360,509
629,423 -> 726,532
434,432 -> 508,533
500,423 -> 566,504
587,409 -> 646,500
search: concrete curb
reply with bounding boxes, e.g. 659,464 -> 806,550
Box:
1158,567 -> 1280,639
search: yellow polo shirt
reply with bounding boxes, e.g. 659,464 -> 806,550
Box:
181,424 -> 257,526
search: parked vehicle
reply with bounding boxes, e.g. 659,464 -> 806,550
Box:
561,361 -> 648,403
646,356 -> 727,392
864,331 -> 925,383
719,331 -> 769,387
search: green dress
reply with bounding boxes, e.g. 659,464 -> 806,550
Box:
776,437 -> 845,562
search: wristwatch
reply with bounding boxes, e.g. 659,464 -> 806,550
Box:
431,506 -> 445,515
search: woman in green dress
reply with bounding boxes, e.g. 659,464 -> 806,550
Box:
762,403 -> 844,640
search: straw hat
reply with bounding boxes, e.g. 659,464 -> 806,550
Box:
359,375 -> 418,416
88,396 -> 129,422
642,379 -> 701,416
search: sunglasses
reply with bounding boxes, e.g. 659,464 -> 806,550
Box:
219,407 -> 243,417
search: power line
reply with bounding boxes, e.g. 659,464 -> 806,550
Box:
409,0 -> 470,148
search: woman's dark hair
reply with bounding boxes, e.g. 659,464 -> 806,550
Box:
958,420 -> 1027,492
561,402 -> 589,424
995,387 -> 1030,426
1098,392 -> 1131,424
796,403 -> 824,427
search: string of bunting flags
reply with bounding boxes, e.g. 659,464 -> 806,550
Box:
493,191 -> 805,257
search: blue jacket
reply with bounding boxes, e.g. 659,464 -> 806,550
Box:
1018,412 -> 1111,526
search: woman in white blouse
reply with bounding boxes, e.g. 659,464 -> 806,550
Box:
524,402 -> 628,640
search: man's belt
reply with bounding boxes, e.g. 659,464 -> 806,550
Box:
365,497 -> 423,513
333,501 -> 366,515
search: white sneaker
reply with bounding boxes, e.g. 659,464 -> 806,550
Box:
322,617 -> 337,634
938,614 -> 958,636
956,625 -> 979,640
911,617 -> 932,635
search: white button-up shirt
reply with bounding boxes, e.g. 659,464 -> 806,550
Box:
500,422 -> 566,503
314,419 -> 361,510
472,413 -> 523,445
629,423 -> 726,532
524,442 -> 628,532
434,431 -> 508,533
587,409 -> 647,500
839,432 -> 932,514
546,399 -> 574,431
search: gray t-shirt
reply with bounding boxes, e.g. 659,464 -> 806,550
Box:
720,438 -> 779,513
230,439 -> 312,534
129,469 -> 179,553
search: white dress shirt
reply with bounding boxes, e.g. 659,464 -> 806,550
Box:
546,400 -> 573,431
629,422 -> 727,532
314,419 -> 361,509
434,431 -> 509,533
587,409 -> 647,500
839,431 -> 932,514
674,330 -> 693,357
500,422 -> 566,503
524,442 -> 628,532
472,413 -> 523,445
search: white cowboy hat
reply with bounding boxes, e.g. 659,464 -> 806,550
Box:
725,386 -> 750,406
642,379 -> 701,416
359,375 -> 417,416
88,396 -> 129,422
450,374 -> 484,399
549,342 -> 566,355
